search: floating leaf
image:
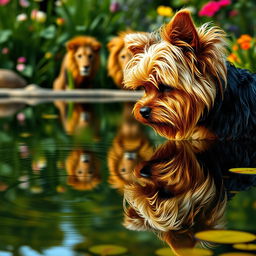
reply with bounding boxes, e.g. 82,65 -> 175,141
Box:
219,252 -> 256,256
155,247 -> 175,256
177,248 -> 213,256
195,230 -> 256,244
88,244 -> 127,255
20,133 -> 32,138
233,243 -> 256,251
41,114 -> 59,119
229,168 -> 256,175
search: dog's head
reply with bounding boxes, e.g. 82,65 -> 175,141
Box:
123,10 -> 227,139
123,141 -> 226,250
107,32 -> 133,87
66,36 -> 101,79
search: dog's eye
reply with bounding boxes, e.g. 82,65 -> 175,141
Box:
158,187 -> 173,199
121,55 -> 126,59
121,168 -> 126,173
77,54 -> 82,59
88,54 -> 93,59
158,83 -> 174,93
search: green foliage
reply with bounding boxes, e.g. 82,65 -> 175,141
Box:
0,0 -> 255,86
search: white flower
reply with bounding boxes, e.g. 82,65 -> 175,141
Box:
31,9 -> 46,23
16,13 -> 28,22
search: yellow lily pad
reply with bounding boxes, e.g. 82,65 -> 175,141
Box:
229,168 -> 256,175
20,132 -> 32,138
88,245 -> 127,255
219,253 -> 256,256
195,230 -> 256,244
41,114 -> 59,119
176,248 -> 213,256
155,247 -> 175,256
233,243 -> 256,251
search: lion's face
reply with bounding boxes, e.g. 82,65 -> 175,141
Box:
74,46 -> 97,77
118,47 -> 132,71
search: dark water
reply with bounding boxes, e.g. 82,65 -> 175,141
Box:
0,101 -> 255,256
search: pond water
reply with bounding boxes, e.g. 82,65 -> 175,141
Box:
0,100 -> 255,256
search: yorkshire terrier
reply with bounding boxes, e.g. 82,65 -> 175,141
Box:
123,10 -> 256,140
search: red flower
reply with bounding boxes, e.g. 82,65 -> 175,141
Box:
199,1 -> 220,17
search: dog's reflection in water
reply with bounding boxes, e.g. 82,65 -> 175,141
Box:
108,103 -> 153,191
65,149 -> 101,191
123,140 -> 228,253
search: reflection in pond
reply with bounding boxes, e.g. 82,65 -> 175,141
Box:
123,140 -> 256,254
66,148 -> 101,191
108,103 -> 153,190
0,101 -> 255,256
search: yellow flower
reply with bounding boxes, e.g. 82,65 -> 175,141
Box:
45,52 -> 52,59
157,6 -> 173,17
56,17 -> 65,26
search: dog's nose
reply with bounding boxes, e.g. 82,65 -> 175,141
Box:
84,65 -> 90,71
140,107 -> 151,119
140,165 -> 151,178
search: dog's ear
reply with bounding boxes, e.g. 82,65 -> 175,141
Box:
123,206 -> 149,231
125,32 -> 154,55
162,10 -> 200,51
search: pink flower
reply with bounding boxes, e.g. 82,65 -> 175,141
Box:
218,0 -> 231,7
109,2 -> 120,13
19,0 -> 30,7
229,9 -> 238,17
17,112 -> 26,122
1,47 -> 9,54
199,1 -> 220,17
16,63 -> 25,72
0,0 -> 10,6
17,56 -> 26,63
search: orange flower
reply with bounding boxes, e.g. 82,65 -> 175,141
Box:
240,42 -> 251,50
56,17 -> 65,26
227,53 -> 240,63
237,34 -> 252,45
232,44 -> 238,51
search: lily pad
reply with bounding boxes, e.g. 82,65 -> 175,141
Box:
155,247 -> 175,256
41,114 -> 59,119
233,243 -> 256,251
88,244 -> 127,255
219,253 -> 256,256
229,168 -> 256,175
19,133 -> 32,138
195,230 -> 256,244
176,248 -> 213,256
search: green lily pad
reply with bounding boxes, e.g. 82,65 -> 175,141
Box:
88,244 -> 127,255
229,168 -> 256,175
176,248 -> 213,256
219,253 -> 256,256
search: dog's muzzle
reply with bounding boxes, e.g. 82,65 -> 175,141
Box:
80,66 -> 91,76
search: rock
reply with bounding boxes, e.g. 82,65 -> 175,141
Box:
0,69 -> 26,88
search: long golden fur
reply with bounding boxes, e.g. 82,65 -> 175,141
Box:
53,36 -> 101,90
108,103 -> 153,190
107,32 -> 132,87
66,149 -> 101,190
123,140 -> 226,254
123,10 -> 227,139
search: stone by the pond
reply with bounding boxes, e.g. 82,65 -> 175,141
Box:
229,168 -> 256,175
195,230 -> 256,244
0,69 -> 26,88
88,244 -> 127,255
0,103 -> 25,117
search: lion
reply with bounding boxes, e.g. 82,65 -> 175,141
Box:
107,32 -> 133,88
53,36 -> 101,90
